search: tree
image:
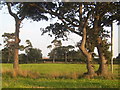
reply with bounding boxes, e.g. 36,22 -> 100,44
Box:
91,2 -> 119,76
2,33 -> 15,63
2,47 -> 14,63
3,2 -> 49,75
24,40 -> 33,52
48,45 -> 86,63
19,54 -> 27,64
19,47 -> 42,64
51,39 -> 62,62
1,48 -> 8,63
68,49 -> 86,62
2,32 -> 32,64
19,40 -> 33,64
26,48 -> 42,63
5,3 -> 26,74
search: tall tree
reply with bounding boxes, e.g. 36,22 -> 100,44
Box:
6,3 -> 26,74
19,53 -> 27,64
2,48 -> 14,63
48,45 -> 85,62
91,2 -> 120,76
4,2 -> 49,75
22,40 -> 33,63
51,39 -> 62,62
26,2 -> 97,77
2,33 -> 32,63
2,33 -> 15,63
26,48 -> 42,63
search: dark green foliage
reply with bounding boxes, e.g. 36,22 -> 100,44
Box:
18,2 -> 57,21
114,54 -> 120,64
2,33 -> 15,63
2,33 -> 15,49
22,3 -> 48,21
19,54 -> 27,64
26,48 -> 42,63
48,45 -> 86,62
3,47 -> 43,64
41,2 -> 81,39
44,23 -> 69,39
68,50 -> 86,62
51,39 -> 62,47
2,48 -> 13,63
1,32 -> 41,64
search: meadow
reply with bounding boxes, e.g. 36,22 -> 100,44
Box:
1,63 -> 119,88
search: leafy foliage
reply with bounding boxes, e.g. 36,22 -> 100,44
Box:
19,54 -> 27,64
26,48 -> 42,63
48,45 -> 86,62
2,48 -> 14,63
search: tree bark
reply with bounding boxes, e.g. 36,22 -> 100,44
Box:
8,50 -> 10,63
13,19 -> 21,74
6,3 -> 25,76
78,4 -> 96,77
96,38 -> 108,76
93,14 -> 109,76
79,27 -> 96,77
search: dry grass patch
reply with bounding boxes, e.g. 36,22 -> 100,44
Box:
2,70 -> 81,79
2,69 -> 40,79
46,72 -> 82,79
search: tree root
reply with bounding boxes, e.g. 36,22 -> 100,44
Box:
95,71 -> 114,79
83,72 -> 97,79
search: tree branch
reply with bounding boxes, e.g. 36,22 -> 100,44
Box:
20,16 -> 25,21
59,18 -> 81,36
6,3 -> 18,19
29,3 -> 80,27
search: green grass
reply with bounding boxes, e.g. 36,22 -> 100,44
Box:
2,77 -> 119,88
2,64 -> 88,74
1,63 -> 120,88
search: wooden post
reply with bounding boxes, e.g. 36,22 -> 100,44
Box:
111,22 -> 113,73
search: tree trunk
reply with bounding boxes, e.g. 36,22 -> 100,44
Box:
96,38 -> 108,76
13,19 -> 21,75
6,3 -> 25,76
65,52 -> 67,63
93,14 -> 109,76
86,54 -> 96,76
79,27 -> 96,77
78,4 -> 96,77
8,50 -> 10,63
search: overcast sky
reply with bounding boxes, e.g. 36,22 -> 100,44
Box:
0,5 -> 118,58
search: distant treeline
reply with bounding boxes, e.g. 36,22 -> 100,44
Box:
2,58 -> 119,64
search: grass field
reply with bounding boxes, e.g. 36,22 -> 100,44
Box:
1,63 -> 120,88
